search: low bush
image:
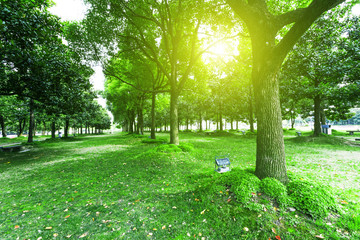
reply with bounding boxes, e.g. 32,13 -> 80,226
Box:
288,180 -> 338,218
178,142 -> 194,152
155,144 -> 182,153
260,177 -> 289,206
216,169 -> 261,204
141,137 -> 167,144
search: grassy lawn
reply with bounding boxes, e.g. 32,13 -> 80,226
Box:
0,131 -> 359,239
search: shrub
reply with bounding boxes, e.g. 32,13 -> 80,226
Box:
216,169 -> 261,204
260,178 -> 289,206
141,137 -> 167,144
287,180 -> 338,218
178,142 -> 195,152
155,144 -> 182,153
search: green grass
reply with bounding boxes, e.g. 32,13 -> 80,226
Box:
0,131 -> 359,239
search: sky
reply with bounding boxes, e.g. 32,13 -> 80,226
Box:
49,0 -> 105,92
49,0 -> 107,111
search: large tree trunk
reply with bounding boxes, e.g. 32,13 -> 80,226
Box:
0,114 -> 6,138
151,92 -> 156,139
169,91 -> 179,145
51,121 -> 56,138
253,65 -> 288,183
64,118 -> 70,137
248,85 -> 255,132
28,103 -> 34,143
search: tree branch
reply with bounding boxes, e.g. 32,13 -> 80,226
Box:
274,0 -> 346,65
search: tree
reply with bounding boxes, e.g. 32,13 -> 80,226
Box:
226,0 -> 348,183
104,51 -> 168,138
280,12 -> 360,135
82,0 -> 237,144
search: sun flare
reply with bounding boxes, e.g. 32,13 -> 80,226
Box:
202,40 -> 239,63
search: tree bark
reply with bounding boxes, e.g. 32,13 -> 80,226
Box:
64,118 -> 70,137
313,95 -> 322,137
51,121 -> 56,138
169,91 -> 179,145
18,118 -> 26,137
151,92 -> 156,139
138,104 -> 144,135
0,114 -> 6,138
253,67 -> 288,183
248,85 -> 255,132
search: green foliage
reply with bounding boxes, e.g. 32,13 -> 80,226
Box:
338,213 -> 360,233
216,169 -> 261,204
178,142 -> 194,152
1,132 -> 360,239
261,177 -> 289,206
141,137 -> 167,144
153,142 -> 194,153
154,144 -> 182,153
288,180 -> 338,218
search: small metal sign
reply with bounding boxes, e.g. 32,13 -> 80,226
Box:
215,156 -> 231,173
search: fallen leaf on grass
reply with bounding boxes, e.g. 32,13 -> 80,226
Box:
200,209 -> 206,214
65,235 -> 72,238
45,227 -> 53,230
275,236 -> 281,240
341,200 -> 348,205
65,215 -> 70,218
272,228 -> 276,234
79,232 -> 88,238
243,227 -> 249,232
227,199 -> 232,203
14,225 -> 20,229
162,225 -> 166,230
53,233 -> 58,237
315,235 -> 324,239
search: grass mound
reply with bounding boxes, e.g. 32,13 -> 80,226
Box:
288,179 -> 338,218
287,134 -> 347,146
155,144 -> 182,153
260,177 -> 289,207
141,137 -> 167,144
